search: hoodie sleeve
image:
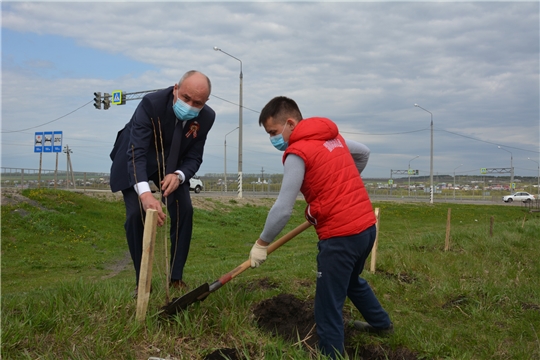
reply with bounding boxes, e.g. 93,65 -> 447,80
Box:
345,139 -> 370,174
259,154 -> 305,242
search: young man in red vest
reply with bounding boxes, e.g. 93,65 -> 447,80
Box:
249,96 -> 392,359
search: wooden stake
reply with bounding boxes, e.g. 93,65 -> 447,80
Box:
445,208 -> 451,251
370,208 -> 380,274
490,216 -> 495,236
521,215 -> 526,229
136,209 -> 158,322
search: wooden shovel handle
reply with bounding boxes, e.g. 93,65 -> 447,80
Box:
216,221 -> 312,286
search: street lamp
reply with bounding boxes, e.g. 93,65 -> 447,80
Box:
498,146 -> 514,191
453,164 -> 463,200
528,157 -> 540,197
224,127 -> 239,193
408,155 -> 419,197
414,104 -> 434,204
214,46 -> 243,198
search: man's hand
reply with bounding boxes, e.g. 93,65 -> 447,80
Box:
139,192 -> 166,226
249,239 -> 269,268
161,173 -> 180,197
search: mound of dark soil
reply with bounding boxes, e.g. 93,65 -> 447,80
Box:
253,293 -> 316,345
253,293 -> 420,360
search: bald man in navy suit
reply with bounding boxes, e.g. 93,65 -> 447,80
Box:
110,71 -> 215,294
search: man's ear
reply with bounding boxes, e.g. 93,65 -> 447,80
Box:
287,118 -> 298,130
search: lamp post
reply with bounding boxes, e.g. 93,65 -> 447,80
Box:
224,127 -> 239,193
414,104 -> 434,204
408,155 -> 419,197
214,46 -> 243,198
498,146 -> 514,191
528,157 -> 540,197
453,164 -> 463,200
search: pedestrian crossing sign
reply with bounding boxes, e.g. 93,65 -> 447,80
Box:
112,90 -> 123,105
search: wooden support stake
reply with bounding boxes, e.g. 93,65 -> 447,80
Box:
445,208 -> 451,251
136,209 -> 158,322
370,208 -> 380,274
521,215 -> 526,229
490,216 -> 495,236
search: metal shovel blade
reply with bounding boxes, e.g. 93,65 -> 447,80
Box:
160,283 -> 210,316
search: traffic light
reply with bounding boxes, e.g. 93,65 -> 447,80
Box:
103,93 -> 110,110
93,92 -> 101,109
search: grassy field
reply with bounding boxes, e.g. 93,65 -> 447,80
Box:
1,189 -> 540,359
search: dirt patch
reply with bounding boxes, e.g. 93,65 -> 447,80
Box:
236,277 -> 280,292
190,195 -> 275,212
1,188 -> 50,211
377,270 -> 417,284
521,302 -> 540,311
81,190 -> 275,212
253,293 -> 420,360
442,295 -> 468,309
101,251 -> 132,280
2,188 -> 276,212
253,293 -> 317,346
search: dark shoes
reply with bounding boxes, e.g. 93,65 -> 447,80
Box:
170,279 -> 188,290
352,321 -> 394,336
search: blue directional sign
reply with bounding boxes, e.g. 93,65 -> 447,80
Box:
112,90 -> 123,105
34,132 -> 43,152
43,131 -> 53,152
53,131 -> 63,152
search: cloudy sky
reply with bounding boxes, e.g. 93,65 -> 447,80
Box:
1,1 -> 539,181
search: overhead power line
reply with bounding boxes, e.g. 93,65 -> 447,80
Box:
3,90 -> 539,155
1,101 -> 92,133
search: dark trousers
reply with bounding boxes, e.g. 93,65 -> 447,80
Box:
315,225 -> 391,359
121,180 -> 193,286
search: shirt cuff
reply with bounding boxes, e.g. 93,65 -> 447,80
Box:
175,170 -> 186,184
133,181 -> 151,196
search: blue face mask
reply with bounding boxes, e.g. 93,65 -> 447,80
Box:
173,97 -> 201,121
270,126 -> 288,151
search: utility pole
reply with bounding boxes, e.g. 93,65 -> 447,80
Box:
261,167 -> 265,182
64,145 -> 75,189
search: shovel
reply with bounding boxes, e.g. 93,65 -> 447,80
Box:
160,221 -> 311,316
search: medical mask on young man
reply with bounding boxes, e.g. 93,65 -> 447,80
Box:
173,91 -> 201,121
270,124 -> 289,151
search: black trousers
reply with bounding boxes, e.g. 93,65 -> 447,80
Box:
121,179 -> 193,286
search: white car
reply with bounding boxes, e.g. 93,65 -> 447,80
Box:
502,192 -> 535,203
149,176 -> 203,194
189,176 -> 203,193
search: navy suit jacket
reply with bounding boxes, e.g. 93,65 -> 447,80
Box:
109,86 -> 215,193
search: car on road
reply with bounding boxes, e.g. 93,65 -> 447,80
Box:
149,176 -> 203,194
189,176 -> 203,193
502,192 -> 535,203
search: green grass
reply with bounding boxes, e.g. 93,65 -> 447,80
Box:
2,189 -> 540,359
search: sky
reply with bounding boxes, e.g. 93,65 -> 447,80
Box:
1,1 -> 539,181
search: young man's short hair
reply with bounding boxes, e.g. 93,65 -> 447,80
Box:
259,96 -> 303,126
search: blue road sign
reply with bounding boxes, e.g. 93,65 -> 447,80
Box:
43,131 -> 53,152
53,131 -> 63,152
34,132 -> 43,152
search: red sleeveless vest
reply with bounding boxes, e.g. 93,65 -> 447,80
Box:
284,117 -> 376,240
